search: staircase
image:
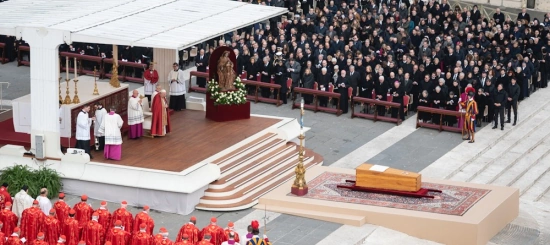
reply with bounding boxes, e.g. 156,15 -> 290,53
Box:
195,132 -> 323,211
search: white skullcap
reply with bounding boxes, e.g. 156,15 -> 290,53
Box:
160,89 -> 166,93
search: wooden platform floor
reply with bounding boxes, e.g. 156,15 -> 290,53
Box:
90,110 -> 281,172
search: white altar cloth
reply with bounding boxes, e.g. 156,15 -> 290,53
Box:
12,76 -> 129,137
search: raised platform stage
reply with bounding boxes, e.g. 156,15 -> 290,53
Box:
258,165 -> 519,245
0,109 -> 323,214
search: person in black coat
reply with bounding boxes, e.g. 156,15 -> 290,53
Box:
418,90 -> 431,122
273,59 -> 288,104
246,57 -> 259,94
475,88 -> 487,127
260,57 -> 273,98
483,79 -> 496,123
507,78 -> 521,126
348,65 -> 361,97
336,70 -> 350,114
302,68 -> 315,104
390,81 -> 405,120
445,91 -> 459,126
195,49 -> 209,88
374,76 -> 389,116
492,83 -> 508,130
431,86 -> 445,124
317,67 -> 331,107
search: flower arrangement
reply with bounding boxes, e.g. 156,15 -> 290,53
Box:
207,77 -> 247,105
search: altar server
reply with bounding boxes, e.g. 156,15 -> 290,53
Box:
168,63 -> 186,111
99,106 -> 124,160
94,103 -> 107,151
143,63 -> 159,105
76,104 -> 94,159
128,90 -> 144,139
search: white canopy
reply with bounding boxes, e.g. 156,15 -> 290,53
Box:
0,0 -> 287,50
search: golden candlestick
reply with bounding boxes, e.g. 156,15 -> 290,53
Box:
110,64 -> 121,88
93,66 -> 99,95
291,98 -> 308,196
72,78 -> 80,104
58,77 -> 63,102
63,78 -> 72,104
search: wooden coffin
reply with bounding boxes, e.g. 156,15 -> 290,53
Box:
356,163 -> 421,192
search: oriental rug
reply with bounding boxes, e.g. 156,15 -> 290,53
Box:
288,172 -> 490,216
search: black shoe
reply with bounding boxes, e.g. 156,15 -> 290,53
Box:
492,126 -> 497,129
513,122 -> 516,126
505,120 -> 511,123
501,127 -> 504,130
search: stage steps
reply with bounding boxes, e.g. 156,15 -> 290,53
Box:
196,133 -> 323,211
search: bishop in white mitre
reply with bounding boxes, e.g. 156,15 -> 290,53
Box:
128,89 -> 144,139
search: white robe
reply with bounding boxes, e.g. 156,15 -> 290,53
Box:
144,69 -> 157,96
13,190 -> 34,218
94,108 -> 107,137
36,196 -> 52,215
99,113 -> 124,145
76,111 -> 92,140
127,97 -> 144,125
168,69 -> 186,96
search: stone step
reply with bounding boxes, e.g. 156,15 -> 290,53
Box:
219,138 -> 286,174
490,141 -> 550,187
448,107 -> 550,182
520,164 -> 550,202
510,151 -> 550,198
468,127 -> 550,184
213,133 -> 276,166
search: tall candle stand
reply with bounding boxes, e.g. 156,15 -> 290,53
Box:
58,77 -> 63,102
72,58 -> 80,104
93,66 -> 99,95
63,78 -> 72,104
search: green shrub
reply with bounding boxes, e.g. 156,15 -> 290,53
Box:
0,164 -> 63,199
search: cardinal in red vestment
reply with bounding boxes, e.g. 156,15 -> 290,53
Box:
81,213 -> 104,245
0,222 -> 6,245
53,194 -> 70,226
0,184 -> 13,210
0,202 -> 18,236
73,195 -> 93,230
62,210 -> 79,245
200,218 -> 226,245
130,224 -> 152,245
222,223 -> 239,244
105,221 -> 130,245
6,227 -> 23,245
132,206 -> 154,235
152,229 -> 172,245
40,209 -> 61,245
30,232 -> 48,245
111,202 -> 133,232
195,234 -> 213,245
173,234 -> 193,245
150,90 -> 171,136
56,235 -> 66,245
20,200 -> 45,241
95,201 -> 111,235
175,217 -> 199,244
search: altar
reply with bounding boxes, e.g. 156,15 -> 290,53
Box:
12,76 -> 129,138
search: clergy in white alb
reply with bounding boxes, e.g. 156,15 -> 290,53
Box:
99,106 -> 124,160
128,90 -> 144,139
168,62 -> 186,111
76,104 -> 94,159
13,185 -> 34,218
36,188 -> 52,215
94,102 -> 108,151
144,62 -> 159,105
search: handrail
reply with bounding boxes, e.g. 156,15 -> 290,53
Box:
351,97 -> 402,125
416,106 -> 464,133
292,87 -> 342,116
0,82 -> 10,111
188,71 -> 208,93
241,79 -> 282,106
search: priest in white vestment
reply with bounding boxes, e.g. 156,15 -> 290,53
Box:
13,185 -> 34,219
35,188 -> 52,215
168,62 -> 186,111
98,106 -> 124,160
76,104 -> 94,159
94,103 -> 107,151
128,90 -> 144,139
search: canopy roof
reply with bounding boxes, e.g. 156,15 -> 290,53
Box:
0,0 -> 286,50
